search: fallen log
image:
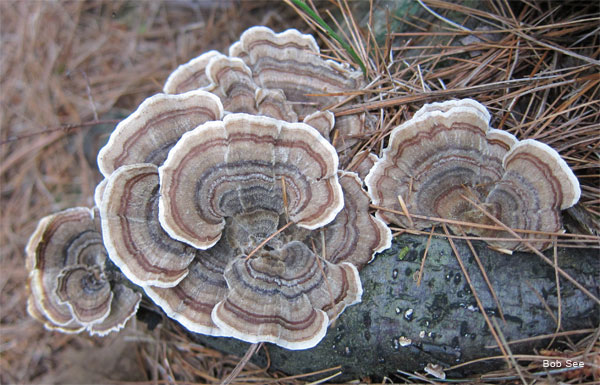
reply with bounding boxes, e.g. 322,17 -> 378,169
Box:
181,233 -> 599,381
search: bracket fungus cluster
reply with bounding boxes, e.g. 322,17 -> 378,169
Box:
84,26 -> 389,349
366,99 -> 581,251
95,107 -> 390,348
25,207 -> 141,336
26,23 -> 583,353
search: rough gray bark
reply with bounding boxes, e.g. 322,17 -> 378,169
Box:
180,233 -> 599,381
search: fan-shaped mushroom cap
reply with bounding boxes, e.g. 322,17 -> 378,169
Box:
26,207 -> 106,327
212,241 -> 362,350
480,139 -> 581,249
230,26 -> 319,59
205,54 -> 258,114
25,207 -> 141,335
500,139 -> 580,210
366,99 -> 581,250
366,99 -> 492,229
230,26 -> 366,152
163,50 -> 220,94
412,98 -> 490,121
100,164 -> 198,288
302,110 -> 335,139
158,113 -> 343,249
97,90 -> 223,177
312,171 -> 391,269
26,290 -> 85,334
230,27 -> 362,117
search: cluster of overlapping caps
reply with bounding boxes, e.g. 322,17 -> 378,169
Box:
26,27 -> 581,349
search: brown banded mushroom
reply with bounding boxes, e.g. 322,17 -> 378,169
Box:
97,90 -> 223,178
365,99 -> 581,251
163,50 -> 220,94
100,163 -> 198,288
479,139 -> 581,249
230,26 -> 368,153
25,207 -> 141,335
313,171 -> 391,268
158,113 -> 344,249
230,27 -> 362,117
204,54 -> 258,114
211,241 -> 361,349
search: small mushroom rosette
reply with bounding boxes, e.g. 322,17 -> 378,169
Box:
163,26 -> 369,157
365,99 -> 581,251
25,207 -> 141,336
96,104 -> 390,348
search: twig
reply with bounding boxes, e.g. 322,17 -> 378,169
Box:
0,119 -> 120,145
396,194 -> 414,228
549,237 -> 562,349
459,226 -> 506,323
220,343 -> 261,385
416,225 -> 435,287
490,317 -> 529,385
244,221 -> 294,260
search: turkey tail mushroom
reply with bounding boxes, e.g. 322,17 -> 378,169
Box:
366,99 -> 581,251
25,207 -> 140,336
